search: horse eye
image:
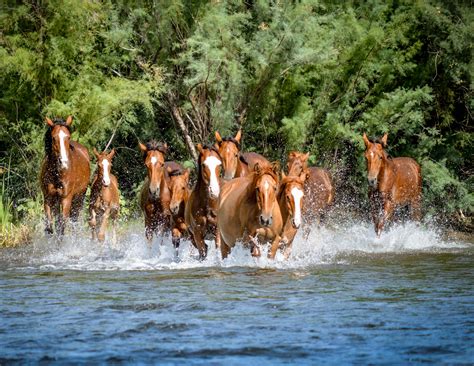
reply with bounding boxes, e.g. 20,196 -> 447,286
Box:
379,156 -> 382,160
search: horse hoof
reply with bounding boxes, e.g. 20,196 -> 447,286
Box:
251,246 -> 261,257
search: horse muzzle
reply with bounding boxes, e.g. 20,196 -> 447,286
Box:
170,204 -> 180,215
291,218 -> 301,229
259,215 -> 272,227
368,178 -> 378,188
149,187 -> 160,198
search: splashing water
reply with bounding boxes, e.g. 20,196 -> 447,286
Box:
2,220 -> 469,271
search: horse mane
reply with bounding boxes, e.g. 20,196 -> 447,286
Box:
168,168 -> 184,177
252,165 -> 279,186
143,140 -> 167,161
44,118 -> 72,156
239,154 -> 249,165
278,175 -> 304,198
218,136 -> 241,150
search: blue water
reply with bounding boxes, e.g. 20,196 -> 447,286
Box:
1,222 -> 473,364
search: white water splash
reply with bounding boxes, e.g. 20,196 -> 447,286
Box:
4,221 -> 470,272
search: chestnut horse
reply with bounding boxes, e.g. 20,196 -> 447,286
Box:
167,164 -> 190,255
363,133 -> 422,236
215,130 -> 270,180
218,163 -> 283,259
89,148 -> 120,243
184,144 -> 222,259
139,141 -> 170,244
287,151 -> 334,227
40,116 -> 90,235
277,171 -> 307,258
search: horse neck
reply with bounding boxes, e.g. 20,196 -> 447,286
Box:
378,156 -> 395,187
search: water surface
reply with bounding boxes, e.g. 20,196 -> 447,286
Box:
1,222 -> 473,364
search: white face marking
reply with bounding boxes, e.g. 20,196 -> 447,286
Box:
204,155 -> 221,197
264,181 -> 269,190
151,156 -> 157,165
102,159 -> 111,186
291,187 -> 304,228
58,130 -> 69,168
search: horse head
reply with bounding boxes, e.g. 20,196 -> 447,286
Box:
363,133 -> 388,188
254,162 -> 280,227
215,130 -> 242,181
168,167 -> 190,215
280,171 -> 307,229
93,148 -> 115,187
287,151 -> 310,176
197,143 -> 222,199
139,141 -> 167,198
45,116 -> 73,169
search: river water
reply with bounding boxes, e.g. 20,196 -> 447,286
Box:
1,222 -> 473,364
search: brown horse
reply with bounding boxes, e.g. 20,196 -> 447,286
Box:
215,130 -> 248,180
287,151 -> 334,228
167,164 -> 190,255
218,163 -> 283,259
40,116 -> 90,235
139,141 -> 170,244
89,148 -> 120,243
184,144 -> 222,259
277,171 -> 307,258
363,133 -> 422,236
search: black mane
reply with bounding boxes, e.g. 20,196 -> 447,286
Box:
145,140 -> 167,154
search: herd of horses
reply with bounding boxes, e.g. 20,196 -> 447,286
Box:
40,116 -> 422,260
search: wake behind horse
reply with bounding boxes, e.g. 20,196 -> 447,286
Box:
218,162 -> 283,259
139,141 -> 170,244
363,133 -> 422,236
89,148 -> 120,243
184,144 -> 222,259
40,116 -> 90,235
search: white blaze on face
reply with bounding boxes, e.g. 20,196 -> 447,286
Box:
102,159 -> 111,186
204,155 -> 221,198
58,130 -> 69,168
151,156 -> 158,165
291,187 -> 304,228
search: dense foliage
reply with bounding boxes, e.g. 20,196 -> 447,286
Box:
0,0 -> 472,231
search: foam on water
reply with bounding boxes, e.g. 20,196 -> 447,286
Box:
3,221 -> 470,271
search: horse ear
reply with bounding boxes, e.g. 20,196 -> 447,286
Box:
184,168 -> 190,181
234,130 -> 242,143
45,117 -> 54,127
299,170 -> 307,183
303,152 -> 310,162
65,116 -> 73,126
108,149 -> 116,159
166,166 -> 173,174
381,133 -> 388,147
93,147 -> 100,159
139,142 -> 147,152
161,143 -> 168,154
215,131 -> 223,144
281,171 -> 286,180
197,143 -> 203,154
271,161 -> 281,174
363,133 -> 370,148
288,151 -> 297,159
254,162 -> 261,175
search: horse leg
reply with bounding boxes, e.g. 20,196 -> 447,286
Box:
44,199 -> 54,235
98,207 -> 110,242
111,215 -> 118,248
58,197 -> 72,236
282,228 -> 298,259
220,238 -> 232,259
89,208 -> 97,240
268,234 -> 281,260
193,227 -> 208,260
172,227 -> 181,257
411,197 -> 422,222
377,199 -> 394,236
144,216 -> 153,246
